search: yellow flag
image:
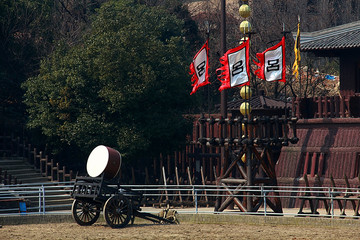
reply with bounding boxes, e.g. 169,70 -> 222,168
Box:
292,20 -> 301,78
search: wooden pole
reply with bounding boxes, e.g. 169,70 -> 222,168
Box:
162,166 -> 169,202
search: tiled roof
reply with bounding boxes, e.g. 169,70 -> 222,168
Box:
294,21 -> 360,51
227,95 -> 289,111
276,126 -> 360,181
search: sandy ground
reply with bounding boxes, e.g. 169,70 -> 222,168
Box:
1,221 -> 360,240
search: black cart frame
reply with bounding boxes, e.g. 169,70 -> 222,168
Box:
71,175 -> 177,228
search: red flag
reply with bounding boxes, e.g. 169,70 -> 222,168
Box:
254,37 -> 286,82
217,39 -> 250,92
189,41 -> 210,95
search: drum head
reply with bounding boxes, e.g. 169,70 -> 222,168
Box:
86,145 -> 121,179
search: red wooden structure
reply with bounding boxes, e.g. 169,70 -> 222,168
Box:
276,20 -> 360,193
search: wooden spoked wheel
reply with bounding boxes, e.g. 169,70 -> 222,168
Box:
104,195 -> 132,228
72,199 -> 100,226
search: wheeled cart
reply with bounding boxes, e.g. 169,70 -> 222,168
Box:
71,145 -> 177,228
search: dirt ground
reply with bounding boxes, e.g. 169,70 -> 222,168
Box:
1,221 -> 360,240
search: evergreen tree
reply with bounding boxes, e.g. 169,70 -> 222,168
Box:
23,0 -> 194,166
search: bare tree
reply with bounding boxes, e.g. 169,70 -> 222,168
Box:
51,0 -> 107,46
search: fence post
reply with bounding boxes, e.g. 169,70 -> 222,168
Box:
194,186 -> 198,214
42,185 -> 46,214
38,187 -> 42,213
329,187 -> 334,219
262,186 -> 267,216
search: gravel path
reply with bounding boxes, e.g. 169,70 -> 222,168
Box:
1,222 -> 360,240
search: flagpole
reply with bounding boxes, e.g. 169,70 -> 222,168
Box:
294,16 -> 301,98
205,21 -> 211,117
215,0 -> 227,212
282,23 -> 290,118
220,0 -> 227,120
220,0 -> 227,173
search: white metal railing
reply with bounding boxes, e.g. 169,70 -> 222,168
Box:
0,182 -> 74,215
1,183 -> 360,219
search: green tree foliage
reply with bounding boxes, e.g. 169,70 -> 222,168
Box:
22,0 -> 193,165
0,0 -> 106,125
0,0 -> 53,123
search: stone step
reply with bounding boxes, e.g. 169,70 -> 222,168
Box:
0,156 -> 27,159
0,163 -> 35,170
4,169 -> 39,175
44,204 -> 72,212
0,155 -> 75,212
0,157 -> 50,184
1,164 -> 38,170
1,171 -> 47,184
0,160 -> 30,167
15,176 -> 49,184
45,198 -> 73,206
10,171 -> 43,176
24,191 -> 73,212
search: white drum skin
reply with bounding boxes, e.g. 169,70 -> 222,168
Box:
86,145 -> 121,179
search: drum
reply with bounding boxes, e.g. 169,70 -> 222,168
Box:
86,145 -> 121,179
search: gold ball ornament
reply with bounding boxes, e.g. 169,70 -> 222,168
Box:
240,21 -> 252,34
241,123 -> 246,132
240,21 -> 251,34
241,153 -> 246,163
239,4 -> 251,18
240,85 -> 252,100
240,102 -> 252,116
